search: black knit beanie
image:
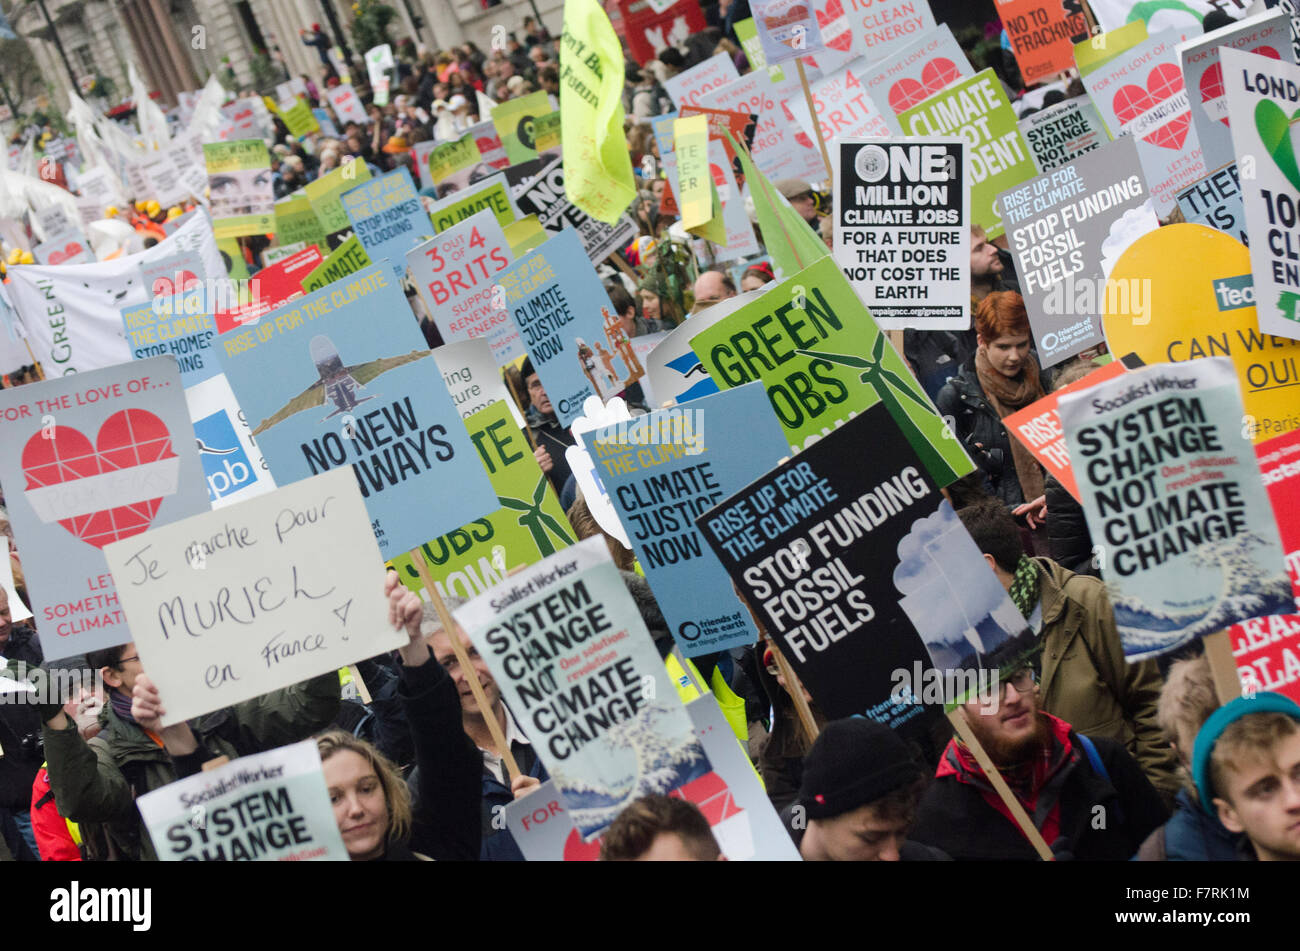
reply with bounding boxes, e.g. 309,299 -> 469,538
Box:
796,718 -> 921,820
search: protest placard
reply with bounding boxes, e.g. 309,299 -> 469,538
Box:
697,403 -> 1001,738
998,0 -> 1090,84
425,175 -> 519,232
784,64 -> 901,152
340,168 -> 429,281
280,97 -> 321,139
304,160 -> 373,237
1003,360 -> 1127,503
136,739 -> 349,861
497,229 -> 621,428
120,294 -> 216,389
1101,222 -> 1300,445
264,243 -> 308,265
699,70 -> 828,182
491,91 -> 551,164
1178,8 -> 1294,175
900,69 -> 1035,238
512,158 -> 639,264
534,110 -> 562,158
751,0 -> 826,65
1176,163 -> 1247,245
275,197 -> 329,251
325,84 -> 368,125
429,337 -> 522,425
455,536 -> 712,839
590,384 -> 786,655
215,264 -> 496,556
426,133 -> 491,200
677,115 -> 725,243
215,246 -> 323,335
0,537 -> 33,623
1228,427 -> 1300,701
104,467 -> 401,724
504,695 -> 801,860
1223,46 -> 1300,341
998,136 -> 1151,367
843,0 -> 937,64
184,372 -> 276,509
1080,27 -> 1205,216
203,140 -> 274,239
0,358 -> 211,660
141,153 -> 188,209
389,400 -> 573,601
833,137 -> 969,329
300,235 -> 373,293
706,139 -> 762,262
1059,358 -> 1294,661
688,255 -> 973,483
664,52 -> 743,108
644,293 -> 767,406
1018,96 -> 1110,173
407,210 -> 519,364
856,23 -> 972,117
33,226 -> 94,266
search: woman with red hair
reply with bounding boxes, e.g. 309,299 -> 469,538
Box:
936,291 -> 1048,537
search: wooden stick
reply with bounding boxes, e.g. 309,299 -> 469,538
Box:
946,709 -> 1055,860
349,664 -> 372,705
1202,630 -> 1243,705
769,637 -> 820,746
608,250 -> 641,283
406,548 -> 520,780
201,755 -> 231,772
23,338 -> 44,380
796,57 -> 833,189
673,645 -> 704,695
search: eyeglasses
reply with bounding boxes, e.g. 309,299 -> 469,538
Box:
115,655 -> 141,667
978,667 -> 1037,701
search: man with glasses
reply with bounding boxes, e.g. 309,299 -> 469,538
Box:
34,641 -> 339,860
521,357 -> 577,505
907,659 -> 1169,860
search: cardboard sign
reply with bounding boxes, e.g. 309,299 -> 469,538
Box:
844,0 -> 937,65
857,23 -> 973,117
688,255 -> 973,484
141,154 -> 188,209
698,403 -> 971,738
215,264 -> 497,556
900,69 -> 1035,238
999,136 -> 1151,367
104,468 -> 401,724
512,158 -> 638,264
0,358 -> 211,660
428,337 -> 520,424
264,242 -> 308,265
304,161 -> 373,236
590,384 -> 788,656
784,63 -> 901,150
664,52 -> 743,108
751,0 -> 826,65
203,140 -> 274,238
389,400 -> 573,600
215,246 -> 323,335
455,537 -> 712,839
1176,163 -> 1248,245
184,372 -> 276,509
497,229 -> 618,428
340,168 -> 429,282
425,176 -> 519,233
1223,47 -> 1300,341
1081,27 -> 1205,216
325,84 -> 368,125
504,695 -> 801,861
1059,358 -> 1293,661
1102,223 -> 1300,445
1003,360 -> 1128,502
136,740 -> 349,861
34,227 -> 94,267
833,137 -> 969,329
644,292 -> 767,406
300,235 -> 373,293
275,197 -> 329,251
407,210 -> 519,364
699,71 -> 829,182
1018,96 -> 1110,172
999,0 -> 1090,84
491,91 -> 551,164
120,295 -> 217,389
281,97 -> 321,139
1177,8 -> 1294,176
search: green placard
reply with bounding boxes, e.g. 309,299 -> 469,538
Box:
899,68 -> 1035,239
387,401 -> 574,599
300,233 -> 373,292
304,159 -> 373,233
688,255 -> 974,486
430,181 -> 516,232
491,91 -> 551,164
534,110 -> 562,153
203,139 -> 274,238
427,133 -> 481,185
281,96 -> 321,138
275,196 -> 328,249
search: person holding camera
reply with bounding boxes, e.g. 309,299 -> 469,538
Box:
936,291 -> 1048,548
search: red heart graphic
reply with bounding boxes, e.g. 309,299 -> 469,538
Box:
1112,63 -> 1189,150
1199,46 -> 1280,126
781,99 -> 816,149
562,828 -> 602,861
888,58 -> 962,115
47,242 -> 85,265
815,0 -> 853,52
21,409 -> 178,549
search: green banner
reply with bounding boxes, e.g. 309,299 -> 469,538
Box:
275,196 -> 328,249
300,234 -> 373,292
427,133 -> 482,185
281,96 -> 321,138
491,91 -> 551,164
688,255 -> 974,485
388,401 -> 574,599
429,181 -> 516,232
304,159 -> 373,233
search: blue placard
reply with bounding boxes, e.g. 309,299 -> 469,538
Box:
313,108 -> 340,138
590,383 -> 789,656
340,168 -> 431,281
215,264 -> 497,556
498,229 -> 614,428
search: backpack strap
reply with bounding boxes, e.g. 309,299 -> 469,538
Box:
1078,733 -> 1126,828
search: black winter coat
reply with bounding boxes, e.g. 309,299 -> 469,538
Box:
1045,472 -> 1097,576
909,732 -> 1168,861
935,359 -> 1028,508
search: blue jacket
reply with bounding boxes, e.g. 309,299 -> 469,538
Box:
481,741 -> 548,861
1136,787 -> 1242,861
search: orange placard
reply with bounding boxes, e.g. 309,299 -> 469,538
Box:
998,0 -> 1090,85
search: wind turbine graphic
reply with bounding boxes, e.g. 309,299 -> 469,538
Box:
497,473 -> 575,557
795,334 -> 962,485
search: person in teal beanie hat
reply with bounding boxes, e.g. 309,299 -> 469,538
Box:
1192,692 -> 1300,861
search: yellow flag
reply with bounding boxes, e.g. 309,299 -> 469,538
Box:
674,115 -> 726,244
560,0 -> 637,224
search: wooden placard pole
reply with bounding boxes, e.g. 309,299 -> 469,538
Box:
405,549 -> 520,781
607,249 -> 641,284
1202,630 -> 1243,706
349,665 -> 372,705
768,637 -> 820,747
796,57 -> 833,190
946,709 -> 1055,860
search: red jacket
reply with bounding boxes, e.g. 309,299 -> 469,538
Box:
30,766 -> 81,861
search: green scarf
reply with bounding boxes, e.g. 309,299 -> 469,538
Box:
1008,555 -> 1041,620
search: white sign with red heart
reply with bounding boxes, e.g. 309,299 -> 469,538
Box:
33,226 -> 95,267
